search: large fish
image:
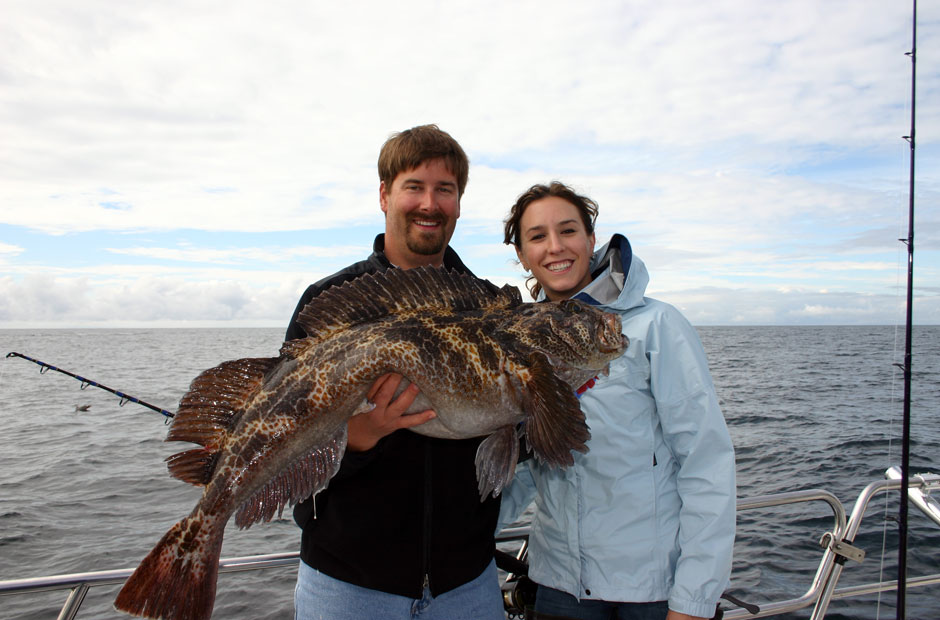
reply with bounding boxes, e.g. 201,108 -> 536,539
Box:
114,266 -> 627,620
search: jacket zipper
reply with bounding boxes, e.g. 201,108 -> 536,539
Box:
422,442 -> 433,595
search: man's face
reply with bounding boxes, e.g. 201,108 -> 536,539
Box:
380,158 -> 461,269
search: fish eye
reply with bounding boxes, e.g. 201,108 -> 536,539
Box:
561,300 -> 582,313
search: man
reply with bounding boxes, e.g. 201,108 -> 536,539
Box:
287,125 -> 506,620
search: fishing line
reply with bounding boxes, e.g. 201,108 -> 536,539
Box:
5,351 -> 175,420
876,5 -> 919,618
873,6 -> 920,618
894,5 -> 918,617
876,128 -> 911,620
876,56 -> 917,620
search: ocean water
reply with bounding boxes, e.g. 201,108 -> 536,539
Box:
0,326 -> 938,620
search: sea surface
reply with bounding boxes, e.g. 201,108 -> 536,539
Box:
0,326 -> 938,620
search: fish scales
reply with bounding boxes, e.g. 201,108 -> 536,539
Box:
115,266 -> 627,620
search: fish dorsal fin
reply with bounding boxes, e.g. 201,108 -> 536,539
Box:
166,357 -> 280,454
294,266 -> 520,343
294,266 -> 522,344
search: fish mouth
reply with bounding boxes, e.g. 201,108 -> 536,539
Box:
599,334 -> 628,354
598,313 -> 627,353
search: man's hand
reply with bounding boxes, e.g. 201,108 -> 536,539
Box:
346,373 -> 436,452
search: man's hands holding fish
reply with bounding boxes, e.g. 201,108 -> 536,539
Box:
347,373 -> 437,451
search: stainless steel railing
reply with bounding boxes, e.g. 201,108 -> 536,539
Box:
0,553 -> 300,620
2,469 -> 938,620
720,469 -> 940,619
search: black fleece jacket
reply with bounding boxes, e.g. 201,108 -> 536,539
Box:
286,234 -> 501,598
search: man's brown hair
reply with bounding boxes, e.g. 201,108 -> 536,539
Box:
378,124 -> 469,197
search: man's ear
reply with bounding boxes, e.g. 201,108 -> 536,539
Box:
379,181 -> 389,214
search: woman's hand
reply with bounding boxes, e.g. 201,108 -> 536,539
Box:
346,373 -> 436,451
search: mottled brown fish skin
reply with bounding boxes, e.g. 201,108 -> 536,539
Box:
114,266 -> 627,620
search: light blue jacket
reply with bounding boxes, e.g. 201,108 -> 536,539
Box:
499,234 -> 736,619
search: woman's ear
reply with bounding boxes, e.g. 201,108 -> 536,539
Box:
515,247 -> 529,272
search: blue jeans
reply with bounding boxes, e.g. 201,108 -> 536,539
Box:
294,559 -> 505,620
535,585 -> 668,620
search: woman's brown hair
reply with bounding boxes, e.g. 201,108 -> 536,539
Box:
503,181 -> 599,299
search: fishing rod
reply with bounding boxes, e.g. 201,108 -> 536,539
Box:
5,351 -> 175,419
896,1 -> 917,618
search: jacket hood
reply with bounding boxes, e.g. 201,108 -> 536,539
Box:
572,233 -> 649,312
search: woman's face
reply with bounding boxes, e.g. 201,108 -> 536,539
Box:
516,196 -> 596,301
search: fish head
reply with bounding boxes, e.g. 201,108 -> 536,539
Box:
509,299 -> 628,385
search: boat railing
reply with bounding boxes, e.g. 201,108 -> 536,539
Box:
718,468 -> 940,619
1,468 -> 938,620
0,552 -> 301,620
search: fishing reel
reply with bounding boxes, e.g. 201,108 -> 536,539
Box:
501,573 -> 537,619
496,548 -> 537,619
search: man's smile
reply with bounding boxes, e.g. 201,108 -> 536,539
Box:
412,218 -> 443,229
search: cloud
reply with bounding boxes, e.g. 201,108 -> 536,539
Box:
0,273 -> 298,326
105,244 -> 370,265
667,286 -> 934,326
0,1 -> 937,327
1,1 -> 927,234
0,243 -> 25,258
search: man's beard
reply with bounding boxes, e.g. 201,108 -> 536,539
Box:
406,221 -> 448,256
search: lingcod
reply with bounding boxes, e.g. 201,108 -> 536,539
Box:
114,266 -> 627,620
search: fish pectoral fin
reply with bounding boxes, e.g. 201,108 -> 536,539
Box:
234,424 -> 348,529
522,352 -> 591,468
474,425 -> 520,500
168,356 -> 281,447
166,447 -> 221,486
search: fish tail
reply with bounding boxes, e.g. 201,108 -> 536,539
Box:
114,512 -> 224,620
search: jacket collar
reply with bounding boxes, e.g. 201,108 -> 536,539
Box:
573,234 -> 632,306
371,234 -> 474,274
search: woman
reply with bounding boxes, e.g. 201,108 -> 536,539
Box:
500,182 -> 736,620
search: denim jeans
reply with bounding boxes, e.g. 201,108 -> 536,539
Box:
294,559 -> 505,620
535,585 -> 669,620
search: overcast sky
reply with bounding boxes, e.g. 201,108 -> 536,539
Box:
1,0 -> 937,328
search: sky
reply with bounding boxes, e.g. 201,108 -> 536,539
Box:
1,0 -> 938,328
